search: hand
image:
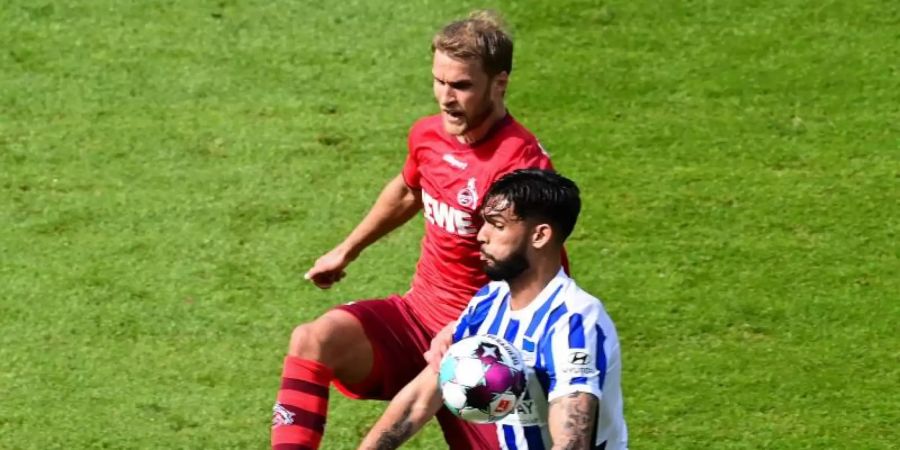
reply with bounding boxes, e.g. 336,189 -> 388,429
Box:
304,246 -> 354,289
423,323 -> 456,372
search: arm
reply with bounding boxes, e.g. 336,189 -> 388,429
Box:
305,173 -> 422,288
358,368 -> 443,450
542,306 -> 607,449
548,392 -> 599,450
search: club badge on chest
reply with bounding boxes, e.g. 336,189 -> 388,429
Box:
457,177 -> 478,209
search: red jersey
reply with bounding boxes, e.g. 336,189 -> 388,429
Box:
401,113 -> 554,332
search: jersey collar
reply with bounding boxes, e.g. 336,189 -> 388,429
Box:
445,111 -> 514,151
507,267 -> 571,318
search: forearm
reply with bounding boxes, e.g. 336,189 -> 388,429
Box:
339,174 -> 421,260
359,401 -> 435,450
548,392 -> 598,450
358,371 -> 442,450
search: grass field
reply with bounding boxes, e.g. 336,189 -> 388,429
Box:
1,0 -> 898,448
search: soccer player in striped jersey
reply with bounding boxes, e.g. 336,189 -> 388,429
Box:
359,169 -> 627,450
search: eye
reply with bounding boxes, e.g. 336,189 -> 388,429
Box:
448,81 -> 473,91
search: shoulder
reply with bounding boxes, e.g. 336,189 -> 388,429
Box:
495,118 -> 537,148
469,281 -> 508,308
455,281 -> 509,340
491,117 -> 552,165
506,116 -> 546,148
553,283 -> 621,352
459,281 -> 509,318
553,282 -> 608,326
409,114 -> 443,138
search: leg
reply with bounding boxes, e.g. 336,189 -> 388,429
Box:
288,309 -> 374,384
272,310 -> 373,450
329,296 -> 433,399
272,296 -> 431,450
334,298 -> 498,449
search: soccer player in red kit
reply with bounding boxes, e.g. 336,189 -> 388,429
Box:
271,11 -> 557,450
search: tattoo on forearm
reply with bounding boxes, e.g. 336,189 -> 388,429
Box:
551,392 -> 598,449
375,407 -> 414,450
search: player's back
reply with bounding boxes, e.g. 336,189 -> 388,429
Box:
453,270 -> 628,450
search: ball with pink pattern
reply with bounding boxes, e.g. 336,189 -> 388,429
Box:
439,334 -> 527,423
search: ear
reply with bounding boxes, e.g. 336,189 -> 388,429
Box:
531,223 -> 554,249
493,71 -> 509,97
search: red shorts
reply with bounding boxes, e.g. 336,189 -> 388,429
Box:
334,295 -> 498,450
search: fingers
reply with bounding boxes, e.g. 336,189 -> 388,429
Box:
424,350 -> 441,373
425,324 -> 454,369
424,340 -> 450,372
304,271 -> 347,289
304,252 -> 348,289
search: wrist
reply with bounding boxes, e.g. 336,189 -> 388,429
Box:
335,242 -> 362,262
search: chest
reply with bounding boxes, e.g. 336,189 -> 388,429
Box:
415,146 -> 509,212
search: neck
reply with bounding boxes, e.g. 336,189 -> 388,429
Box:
507,256 -> 562,311
457,103 -> 507,144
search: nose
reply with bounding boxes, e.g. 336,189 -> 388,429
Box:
476,224 -> 488,244
437,84 -> 456,106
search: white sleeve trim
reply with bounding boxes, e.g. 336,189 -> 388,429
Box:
548,383 -> 602,404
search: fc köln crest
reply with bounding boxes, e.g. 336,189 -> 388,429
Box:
272,403 -> 295,427
457,178 -> 478,209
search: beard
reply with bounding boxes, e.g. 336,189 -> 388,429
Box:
482,247 -> 530,282
443,89 -> 495,136
463,98 -> 494,133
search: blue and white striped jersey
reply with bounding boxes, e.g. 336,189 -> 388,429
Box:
452,269 -> 627,450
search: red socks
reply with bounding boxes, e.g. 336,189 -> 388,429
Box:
271,356 -> 333,450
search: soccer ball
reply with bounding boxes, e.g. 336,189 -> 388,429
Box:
438,334 -> 527,423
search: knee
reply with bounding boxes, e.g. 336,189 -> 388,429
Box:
288,312 -> 359,362
289,322 -> 324,359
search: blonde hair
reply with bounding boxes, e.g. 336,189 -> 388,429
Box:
432,10 -> 514,76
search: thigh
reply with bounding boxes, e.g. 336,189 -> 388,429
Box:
295,307 -> 375,384
331,295 -> 432,400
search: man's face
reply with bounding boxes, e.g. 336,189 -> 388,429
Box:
477,196 -> 531,281
432,50 -> 499,137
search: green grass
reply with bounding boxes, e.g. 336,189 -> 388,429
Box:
1,0 -> 898,448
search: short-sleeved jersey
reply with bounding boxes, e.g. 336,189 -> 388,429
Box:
401,114 -> 553,333
452,269 -> 628,450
